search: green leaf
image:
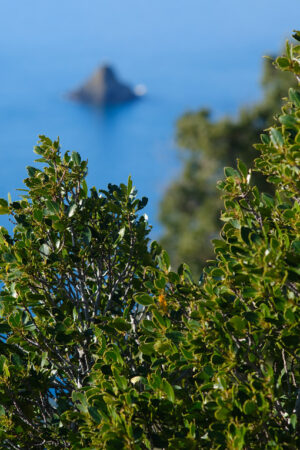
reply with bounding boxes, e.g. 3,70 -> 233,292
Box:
289,88 -> 300,107
286,40 -> 292,59
68,203 -> 77,217
242,287 -> 257,298
33,209 -> 44,221
293,31 -> 300,42
162,250 -> 171,271
140,342 -> 155,355
26,166 -> 37,177
71,151 -> 81,165
237,159 -> 248,178
46,200 -> 60,215
181,347 -> 194,360
292,239 -> 300,253
279,114 -> 298,129
140,319 -> 155,333
224,167 -> 240,178
0,355 -> 10,378
118,227 -> 125,240
152,310 -> 169,329
73,307 -> 78,321
88,406 -> 101,424
41,352 -> 48,368
0,199 -> 9,215
261,192 -> 274,208
134,293 -> 154,306
154,276 -> 166,290
154,339 -> 172,353
284,308 -> 295,323
162,379 -> 175,403
33,145 -> 45,155
39,243 -> 51,257
82,227 -> 92,245
211,268 -> 225,279
111,318 -> 131,332
3,252 -> 15,262
230,219 -> 241,229
275,56 -> 290,69
0,199 -> 8,208
127,175 -> 133,195
260,133 -> 270,144
131,376 -> 145,385
81,179 -> 88,197
290,413 -> 297,430
8,311 -> 22,328
215,407 -> 229,420
243,400 -> 256,415
270,128 -> 284,148
72,391 -> 88,413
104,346 -> 123,365
112,368 -> 128,391
229,316 -> 246,332
0,206 -> 9,215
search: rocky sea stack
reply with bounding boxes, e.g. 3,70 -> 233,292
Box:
69,65 -> 144,106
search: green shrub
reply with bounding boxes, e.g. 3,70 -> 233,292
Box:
68,35 -> 300,449
0,33 -> 300,449
159,43 -> 297,277
0,137 -> 153,448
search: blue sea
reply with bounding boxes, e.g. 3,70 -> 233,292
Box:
0,0 -> 300,235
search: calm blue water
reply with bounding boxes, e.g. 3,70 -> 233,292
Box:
0,0 -> 300,235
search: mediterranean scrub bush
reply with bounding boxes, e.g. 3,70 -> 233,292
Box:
159,42 -> 297,276
0,137 -> 153,448
0,32 -> 300,448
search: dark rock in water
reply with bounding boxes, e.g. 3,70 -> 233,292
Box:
69,65 -> 141,105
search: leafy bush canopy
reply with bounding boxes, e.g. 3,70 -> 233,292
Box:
0,33 -> 300,449
159,43 -> 297,277
0,137 -> 154,447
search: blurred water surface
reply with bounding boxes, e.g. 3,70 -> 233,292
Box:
0,0 -> 300,233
